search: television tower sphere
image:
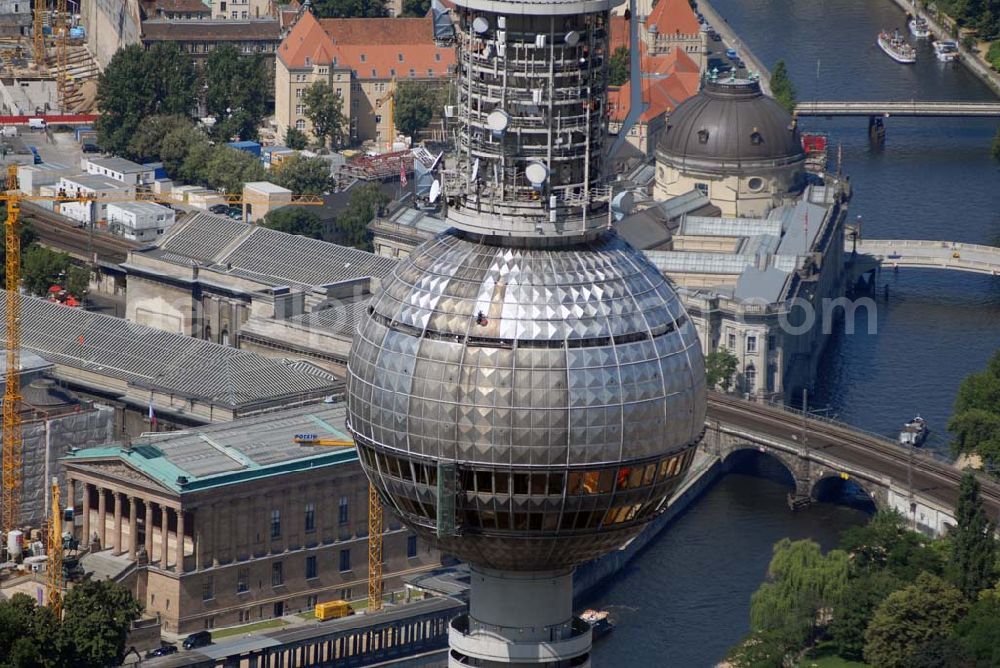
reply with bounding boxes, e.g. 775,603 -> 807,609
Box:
346,0 -> 707,663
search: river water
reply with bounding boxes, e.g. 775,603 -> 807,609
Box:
588,0 -> 1000,664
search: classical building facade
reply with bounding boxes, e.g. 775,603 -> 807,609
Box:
62,404 -> 441,634
274,12 -> 455,147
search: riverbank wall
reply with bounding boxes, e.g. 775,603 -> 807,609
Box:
889,0 -> 1000,96
697,0 -> 773,96
574,452 -> 723,601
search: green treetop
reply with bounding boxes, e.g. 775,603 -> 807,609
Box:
770,60 -> 797,115
949,472 -> 997,599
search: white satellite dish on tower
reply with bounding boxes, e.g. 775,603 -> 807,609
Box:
472,16 -> 489,34
565,30 -> 580,46
611,190 -> 635,221
525,161 -> 549,186
429,179 -> 441,203
471,158 -> 480,181
487,110 -> 509,132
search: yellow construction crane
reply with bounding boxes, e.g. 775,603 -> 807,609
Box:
0,173 -> 322,540
293,433 -> 383,612
2,165 -> 22,537
375,77 -> 397,152
46,476 -> 63,618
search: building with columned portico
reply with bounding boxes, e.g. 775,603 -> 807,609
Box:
62,403 -> 441,634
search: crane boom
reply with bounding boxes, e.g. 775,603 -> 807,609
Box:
2,164 -> 22,537
32,0 -> 45,71
293,433 -> 383,611
56,0 -> 68,109
46,477 -> 63,618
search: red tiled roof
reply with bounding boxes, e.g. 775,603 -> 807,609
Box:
610,15 -> 629,53
278,11 -> 455,78
647,0 -> 701,36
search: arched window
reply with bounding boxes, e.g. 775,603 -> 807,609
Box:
204,324 -> 212,342
745,364 -> 757,393
221,329 -> 230,347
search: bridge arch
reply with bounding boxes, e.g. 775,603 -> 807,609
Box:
810,474 -> 878,515
721,445 -> 797,490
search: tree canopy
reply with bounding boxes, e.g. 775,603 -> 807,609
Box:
271,154 -> 331,195
401,0 -> 430,16
609,46 -> 630,87
863,572 -> 967,668
0,580 -> 141,668
770,60 -> 797,115
948,350 -> 1000,463
303,82 -> 349,148
22,246 -> 74,297
285,127 -> 310,150
393,81 -> 440,139
950,472 -> 997,598
96,44 -> 197,155
204,45 -> 272,142
936,0 -> 1000,40
312,0 -> 388,19
335,182 -> 389,249
125,114 -> 193,163
262,207 -> 325,240
705,348 -> 739,392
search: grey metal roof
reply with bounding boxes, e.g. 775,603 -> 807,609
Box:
657,78 -> 805,169
3,293 -> 341,409
287,300 -> 371,338
60,174 -> 130,191
680,215 -> 782,238
146,213 -> 397,288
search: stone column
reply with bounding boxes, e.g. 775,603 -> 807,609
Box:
66,477 -> 75,515
160,505 -> 169,566
97,487 -> 107,549
175,508 -> 185,572
81,483 -> 91,546
112,492 -> 123,554
128,497 -> 138,559
194,509 -> 203,571
144,501 -> 154,558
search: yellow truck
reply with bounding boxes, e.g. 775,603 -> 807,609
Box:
315,600 -> 354,621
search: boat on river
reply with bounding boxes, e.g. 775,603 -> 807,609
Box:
908,16 -> 930,38
933,40 -> 960,62
580,609 -> 614,640
878,30 -> 917,63
899,416 -> 929,447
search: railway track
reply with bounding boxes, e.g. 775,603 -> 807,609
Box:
20,201 -> 139,264
707,392 -> 1000,512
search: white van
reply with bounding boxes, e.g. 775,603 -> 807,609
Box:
27,118 -> 47,130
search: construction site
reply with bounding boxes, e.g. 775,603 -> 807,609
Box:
0,0 -> 99,116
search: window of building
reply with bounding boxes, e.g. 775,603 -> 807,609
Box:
750,130 -> 763,145
428,68 -> 434,76
239,609 -> 251,622
360,53 -> 366,62
338,496 -> 349,524
409,68 -> 415,77
397,53 -> 404,62
230,9 -> 237,17
407,535 -> 417,558
339,549 -> 351,572
270,509 -> 281,539
747,176 -> 765,191
204,617 -> 215,629
271,561 -> 284,586
237,567 -> 249,593
305,56 -> 312,67
375,114 -> 382,123
304,503 -> 315,533
746,364 -> 757,392
435,53 -> 441,61
768,334 -> 776,350
202,576 -> 214,601
295,88 -> 302,99
306,555 -> 317,579
295,120 -> 306,130
695,182 -> 709,195
341,587 -> 352,601
747,335 -> 757,353
241,10 -> 247,17
295,104 -> 304,115
727,332 -> 736,349
390,68 -> 396,77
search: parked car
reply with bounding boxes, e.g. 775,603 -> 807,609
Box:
726,47 -> 739,59
712,32 -> 722,41
209,203 -> 229,214
182,631 -> 212,650
146,643 -> 178,658
81,143 -> 101,154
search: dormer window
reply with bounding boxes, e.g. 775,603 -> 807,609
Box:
750,128 -> 763,145
305,56 -> 311,67
697,129 -> 709,144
